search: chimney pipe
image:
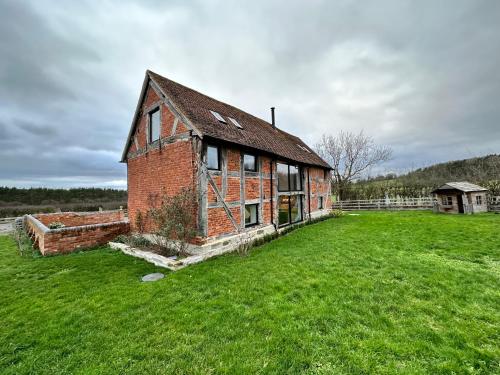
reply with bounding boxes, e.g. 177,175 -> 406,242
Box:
271,107 -> 275,128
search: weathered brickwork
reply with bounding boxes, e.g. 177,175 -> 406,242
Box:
36,211 -> 125,227
126,84 -> 199,234
25,211 -> 129,255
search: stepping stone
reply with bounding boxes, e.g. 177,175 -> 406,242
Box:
141,273 -> 165,282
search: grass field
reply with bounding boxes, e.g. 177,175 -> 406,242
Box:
0,211 -> 499,374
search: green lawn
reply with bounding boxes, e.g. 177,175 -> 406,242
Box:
0,212 -> 499,374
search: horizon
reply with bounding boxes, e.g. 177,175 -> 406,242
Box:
1,152 -> 498,190
1,1 -> 499,188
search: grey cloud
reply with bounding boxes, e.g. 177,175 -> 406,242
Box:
0,0 -> 499,187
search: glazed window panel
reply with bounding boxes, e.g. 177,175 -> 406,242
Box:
278,195 -> 290,226
245,204 -> 258,226
149,108 -> 160,143
289,165 -> 301,191
277,163 -> 289,191
244,154 -> 257,172
290,195 -> 302,223
207,145 -> 220,170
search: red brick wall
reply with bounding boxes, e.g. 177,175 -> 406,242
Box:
25,213 -> 129,255
125,84 -> 198,234
308,167 -> 331,212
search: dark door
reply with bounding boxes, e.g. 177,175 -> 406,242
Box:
457,194 -> 464,213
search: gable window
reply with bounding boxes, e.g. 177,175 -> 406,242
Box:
277,163 -> 301,192
206,145 -> 220,170
476,195 -> 483,205
148,108 -> 160,143
319,196 -> 324,210
442,196 -> 453,206
245,204 -> 258,227
244,154 -> 257,172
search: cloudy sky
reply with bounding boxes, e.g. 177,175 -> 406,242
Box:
1,0 -> 499,188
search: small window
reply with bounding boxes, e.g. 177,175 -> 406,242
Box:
319,196 -> 324,209
210,110 -> 227,123
442,196 -> 453,206
229,117 -> 243,129
206,145 -> 220,170
476,195 -> 483,205
245,204 -> 258,226
244,154 -> 256,171
149,108 -> 160,143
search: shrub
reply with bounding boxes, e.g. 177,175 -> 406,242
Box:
48,221 -> 65,229
11,227 -> 40,258
114,234 -> 155,249
330,209 -> 345,218
135,210 -> 146,234
147,187 -> 197,257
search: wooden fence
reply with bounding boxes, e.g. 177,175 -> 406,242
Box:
488,203 -> 500,213
0,217 -> 16,224
332,197 -> 436,211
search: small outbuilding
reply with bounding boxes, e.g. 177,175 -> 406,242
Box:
432,182 -> 489,214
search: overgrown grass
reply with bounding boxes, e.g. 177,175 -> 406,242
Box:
0,211 -> 498,374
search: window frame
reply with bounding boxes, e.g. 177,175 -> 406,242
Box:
243,153 -> 257,172
277,162 -> 302,192
319,196 -> 324,210
278,194 -> 304,227
442,196 -> 453,206
244,203 -> 259,227
475,195 -> 483,205
148,107 -> 161,144
206,144 -> 221,171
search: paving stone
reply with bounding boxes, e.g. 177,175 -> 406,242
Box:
141,273 -> 165,282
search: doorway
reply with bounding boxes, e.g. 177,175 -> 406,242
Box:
457,194 -> 465,213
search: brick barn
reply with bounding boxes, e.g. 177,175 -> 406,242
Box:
122,70 -> 332,247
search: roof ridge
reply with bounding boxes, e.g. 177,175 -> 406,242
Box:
148,70 -> 275,126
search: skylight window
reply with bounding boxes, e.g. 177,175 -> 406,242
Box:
228,117 -> 243,129
297,144 -> 311,153
210,110 -> 226,123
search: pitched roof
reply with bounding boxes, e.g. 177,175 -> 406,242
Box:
122,70 -> 331,169
432,182 -> 489,193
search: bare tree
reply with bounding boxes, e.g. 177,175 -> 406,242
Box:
315,131 -> 392,200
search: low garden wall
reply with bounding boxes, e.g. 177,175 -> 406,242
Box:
24,211 -> 129,255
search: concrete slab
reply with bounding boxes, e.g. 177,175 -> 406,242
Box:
141,273 -> 165,282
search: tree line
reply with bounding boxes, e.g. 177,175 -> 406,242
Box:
0,187 -> 127,218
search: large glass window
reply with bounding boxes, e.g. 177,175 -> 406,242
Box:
149,108 -> 160,143
277,163 -> 289,191
244,154 -> 257,171
207,145 -> 220,170
245,204 -> 258,226
277,163 -> 301,191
